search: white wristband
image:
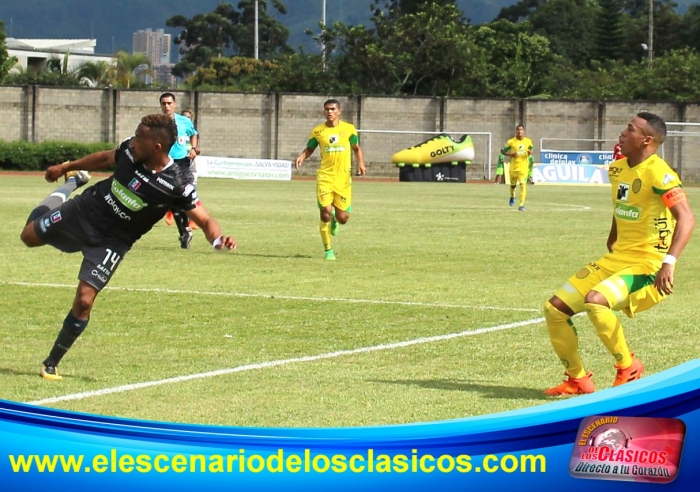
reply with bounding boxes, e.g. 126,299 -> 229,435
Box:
212,236 -> 223,249
662,254 -> 677,266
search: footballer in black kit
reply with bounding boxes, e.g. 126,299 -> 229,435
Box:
20,113 -> 237,381
33,138 -> 199,291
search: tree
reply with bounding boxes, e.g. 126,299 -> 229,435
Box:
187,56 -> 278,91
114,51 -> 153,89
230,0 -> 291,59
529,0 -> 598,68
495,0 -> 544,23
167,1 -> 290,79
76,60 -> 116,88
683,4 -> 700,52
594,0 -> 626,62
0,21 -> 17,82
305,1 -> 487,96
473,20 -> 554,97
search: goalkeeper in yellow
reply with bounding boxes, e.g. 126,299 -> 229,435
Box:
502,125 -> 533,211
295,99 -> 367,260
544,112 -> 696,395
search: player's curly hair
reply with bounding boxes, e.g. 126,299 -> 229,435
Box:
141,114 -> 177,151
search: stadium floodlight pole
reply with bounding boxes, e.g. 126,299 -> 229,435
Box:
648,0 -> 654,67
254,0 -> 259,60
321,0 -> 327,70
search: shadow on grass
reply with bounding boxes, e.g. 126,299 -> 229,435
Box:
0,366 -> 99,383
141,245 -> 313,259
371,378 -> 551,401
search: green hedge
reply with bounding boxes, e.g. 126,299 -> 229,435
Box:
0,141 -> 116,171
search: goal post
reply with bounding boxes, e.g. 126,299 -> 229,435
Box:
664,122 -> 700,182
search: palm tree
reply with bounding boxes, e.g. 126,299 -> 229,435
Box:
76,60 -> 116,87
114,51 -> 153,88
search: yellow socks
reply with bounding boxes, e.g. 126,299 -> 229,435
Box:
584,302 -> 632,368
544,300 -> 585,378
320,221 -> 331,250
519,183 -> 527,207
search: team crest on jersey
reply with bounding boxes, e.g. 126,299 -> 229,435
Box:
632,179 -> 642,194
575,267 -> 590,279
616,183 -> 630,201
50,211 -> 62,223
128,178 -> 141,191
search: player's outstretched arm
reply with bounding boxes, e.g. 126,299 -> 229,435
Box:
45,150 -> 116,182
186,206 -> 237,251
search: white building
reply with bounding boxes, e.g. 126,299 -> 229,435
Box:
6,38 -> 114,72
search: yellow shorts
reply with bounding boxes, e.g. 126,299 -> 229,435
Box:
509,168 -> 528,185
317,181 -> 352,211
554,253 -> 664,318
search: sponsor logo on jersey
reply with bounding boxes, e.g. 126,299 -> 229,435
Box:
615,203 -> 642,221
111,180 -> 147,211
128,178 -> 141,191
134,169 -> 150,182
324,146 -> 347,153
156,176 -> 175,190
103,193 -> 132,220
125,148 -> 135,163
617,183 -> 630,201
329,135 -> 338,144
50,211 -> 62,223
662,173 -> 676,186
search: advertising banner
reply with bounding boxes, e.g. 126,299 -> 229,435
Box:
541,151 -> 615,165
195,156 -> 292,181
532,164 -> 610,186
1,360 -> 699,491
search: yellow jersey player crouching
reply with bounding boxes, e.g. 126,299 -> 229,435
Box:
295,99 -> 367,260
543,112 -> 695,395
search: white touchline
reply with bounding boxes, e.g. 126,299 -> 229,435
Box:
27,317 -> 544,406
1,281 -> 541,312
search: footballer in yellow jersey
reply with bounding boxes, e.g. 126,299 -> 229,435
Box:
543,112 -> 695,396
502,125 -> 534,210
295,99 -> 367,260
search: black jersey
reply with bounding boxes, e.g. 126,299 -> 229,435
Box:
74,139 -> 198,245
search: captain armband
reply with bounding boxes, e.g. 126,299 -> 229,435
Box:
662,187 -> 687,208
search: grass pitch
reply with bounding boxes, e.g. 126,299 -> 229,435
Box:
1,175 -> 698,427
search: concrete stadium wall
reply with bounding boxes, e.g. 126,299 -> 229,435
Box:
1,86 -> 698,181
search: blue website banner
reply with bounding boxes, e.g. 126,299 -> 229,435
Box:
541,151 -> 614,165
1,361 -> 699,490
